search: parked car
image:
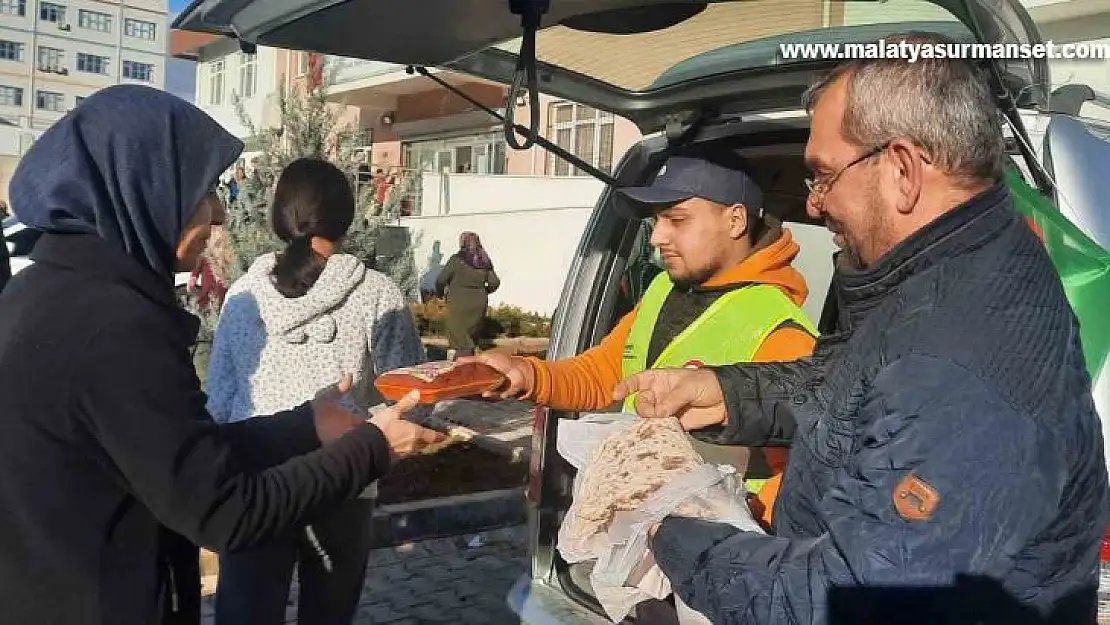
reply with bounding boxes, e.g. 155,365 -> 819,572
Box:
3,216 -> 38,277
4,217 -> 194,291
174,0 -> 1110,622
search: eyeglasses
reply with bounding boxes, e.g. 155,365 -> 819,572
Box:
804,141 -> 891,200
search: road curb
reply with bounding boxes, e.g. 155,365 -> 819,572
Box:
370,487 -> 526,548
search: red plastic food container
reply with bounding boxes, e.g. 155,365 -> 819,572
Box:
374,361 -> 506,404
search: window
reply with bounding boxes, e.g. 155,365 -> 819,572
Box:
546,102 -> 615,176
0,86 -> 23,107
0,40 -> 24,62
236,53 -> 256,98
76,53 -> 109,74
122,60 -> 153,82
299,52 -> 309,75
124,18 -> 156,40
36,90 -> 64,112
402,132 -> 507,175
37,46 -> 64,73
207,59 -> 224,104
78,9 -> 111,33
0,0 -> 26,17
38,2 -> 64,23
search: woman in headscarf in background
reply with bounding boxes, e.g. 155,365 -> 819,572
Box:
435,231 -> 500,357
0,84 -> 442,625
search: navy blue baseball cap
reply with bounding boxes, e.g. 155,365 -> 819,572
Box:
618,156 -> 764,214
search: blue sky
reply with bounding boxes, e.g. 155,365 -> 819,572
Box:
169,0 -> 190,12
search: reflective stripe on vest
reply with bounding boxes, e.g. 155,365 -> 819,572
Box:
620,273 -> 817,493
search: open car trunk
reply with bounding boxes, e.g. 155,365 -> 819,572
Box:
174,0 -> 1049,143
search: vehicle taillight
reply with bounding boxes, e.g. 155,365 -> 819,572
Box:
526,405 -> 549,504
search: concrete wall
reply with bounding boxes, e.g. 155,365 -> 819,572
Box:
402,206 -> 593,316
414,171 -> 604,217
398,180 -> 839,320
398,172 -> 605,314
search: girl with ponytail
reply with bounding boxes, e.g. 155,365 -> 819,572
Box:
205,157 -> 425,625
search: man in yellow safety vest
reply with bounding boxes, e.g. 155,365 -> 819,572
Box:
471,155 -> 817,524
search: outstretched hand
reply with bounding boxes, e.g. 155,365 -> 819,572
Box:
368,390 -> 448,461
457,353 -> 534,400
612,367 -> 728,431
310,373 -> 362,443
310,375 -> 447,460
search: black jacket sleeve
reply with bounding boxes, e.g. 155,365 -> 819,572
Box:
74,314 -> 393,553
690,359 -> 815,447
220,404 -> 321,470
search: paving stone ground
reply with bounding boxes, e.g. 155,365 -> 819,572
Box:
201,525 -> 528,625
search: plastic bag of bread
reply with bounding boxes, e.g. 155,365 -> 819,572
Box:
374,360 -> 505,404
556,413 -> 764,623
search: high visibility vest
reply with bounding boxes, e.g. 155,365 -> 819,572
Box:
621,273 -> 817,493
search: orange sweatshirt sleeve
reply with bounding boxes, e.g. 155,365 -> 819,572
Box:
520,307 -> 638,411
752,324 -> 817,363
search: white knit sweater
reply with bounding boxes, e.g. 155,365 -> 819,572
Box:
205,252 -> 425,423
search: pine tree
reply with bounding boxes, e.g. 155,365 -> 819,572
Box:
222,53 -> 421,296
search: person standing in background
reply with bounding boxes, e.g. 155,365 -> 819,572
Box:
205,157 -> 427,625
436,231 -> 500,358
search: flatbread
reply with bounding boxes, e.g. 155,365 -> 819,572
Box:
568,418 -> 701,539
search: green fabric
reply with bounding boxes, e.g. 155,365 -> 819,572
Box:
1005,167 -> 1110,379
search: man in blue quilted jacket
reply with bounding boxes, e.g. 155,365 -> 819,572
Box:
615,34 -> 1110,625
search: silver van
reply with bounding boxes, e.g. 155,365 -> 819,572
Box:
175,1 -> 1110,621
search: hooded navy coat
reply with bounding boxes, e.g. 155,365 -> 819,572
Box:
0,85 -> 394,625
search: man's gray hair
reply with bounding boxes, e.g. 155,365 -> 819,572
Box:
801,33 -> 1004,184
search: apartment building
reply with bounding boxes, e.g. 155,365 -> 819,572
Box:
322,59 -> 642,181
0,0 -> 167,198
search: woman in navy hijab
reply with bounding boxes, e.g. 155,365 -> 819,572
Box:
0,85 -> 440,625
